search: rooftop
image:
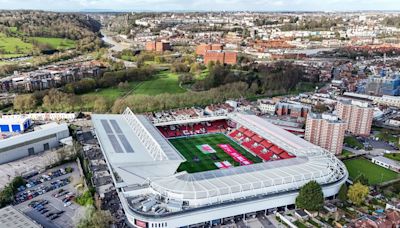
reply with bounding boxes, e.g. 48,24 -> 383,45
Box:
0,206 -> 41,228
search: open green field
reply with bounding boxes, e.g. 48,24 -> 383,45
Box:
169,134 -> 262,173
0,33 -> 33,56
82,71 -> 184,100
133,71 -> 186,95
30,37 -> 76,50
344,157 -> 399,185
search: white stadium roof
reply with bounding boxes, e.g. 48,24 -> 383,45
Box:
93,108 -> 347,207
149,113 -> 346,205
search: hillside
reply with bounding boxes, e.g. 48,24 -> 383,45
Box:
0,11 -> 102,58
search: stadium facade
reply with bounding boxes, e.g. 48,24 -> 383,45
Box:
92,108 -> 348,228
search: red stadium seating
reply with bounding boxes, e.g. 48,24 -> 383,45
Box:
229,130 -> 239,138
243,130 -> 255,138
157,120 -> 297,163
251,135 -> 263,143
279,151 -> 295,159
251,146 -> 264,155
238,126 -> 247,133
270,146 -> 284,155
242,140 -> 255,149
259,151 -> 274,161
260,140 -> 273,149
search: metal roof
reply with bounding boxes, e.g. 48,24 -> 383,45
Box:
0,122 -> 68,150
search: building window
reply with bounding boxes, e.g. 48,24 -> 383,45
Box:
28,147 -> 34,155
43,143 -> 49,151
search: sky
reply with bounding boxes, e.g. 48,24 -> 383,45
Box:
0,0 -> 399,12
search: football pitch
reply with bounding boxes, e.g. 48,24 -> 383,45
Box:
169,134 -> 262,173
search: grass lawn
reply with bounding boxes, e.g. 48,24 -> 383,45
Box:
344,157 -> 399,185
30,37 -> 76,50
169,134 -> 262,173
294,221 -> 308,228
0,33 -> 33,55
133,71 -> 186,95
344,136 -> 364,149
196,69 -> 209,80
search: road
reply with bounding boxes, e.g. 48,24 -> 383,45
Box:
101,31 -> 137,68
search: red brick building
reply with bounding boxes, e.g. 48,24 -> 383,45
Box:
275,102 -> 310,118
196,44 -> 223,56
145,41 -> 171,52
204,51 -> 237,65
305,113 -> 346,155
336,99 -> 374,136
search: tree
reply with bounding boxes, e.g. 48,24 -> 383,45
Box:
93,97 -> 109,113
338,184 -> 348,202
347,182 -> 369,206
295,181 -> 324,212
354,173 -> 369,186
78,206 -> 113,228
13,94 -> 38,111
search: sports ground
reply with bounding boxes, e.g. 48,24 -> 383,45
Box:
344,157 -> 399,185
169,133 -> 262,173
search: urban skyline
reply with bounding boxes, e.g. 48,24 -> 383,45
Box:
1,0 -> 400,12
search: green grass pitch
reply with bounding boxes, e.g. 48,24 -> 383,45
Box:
169,133 -> 262,173
344,157 -> 399,185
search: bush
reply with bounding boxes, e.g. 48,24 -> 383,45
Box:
76,190 -> 94,206
65,167 -> 73,173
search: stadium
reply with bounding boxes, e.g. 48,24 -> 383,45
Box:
92,107 -> 348,228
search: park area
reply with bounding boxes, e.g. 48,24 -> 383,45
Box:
0,29 -> 76,59
344,157 -> 399,185
0,32 -> 33,58
169,134 -> 262,173
29,37 -> 76,50
80,70 -> 186,108
133,71 -> 186,95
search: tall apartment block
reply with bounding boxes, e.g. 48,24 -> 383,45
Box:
336,100 -> 374,136
305,113 -> 346,155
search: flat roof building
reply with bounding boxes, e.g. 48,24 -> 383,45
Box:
0,122 -> 70,164
204,50 -> 237,65
0,116 -> 31,133
305,113 -> 346,155
0,206 -> 41,228
336,99 -> 374,136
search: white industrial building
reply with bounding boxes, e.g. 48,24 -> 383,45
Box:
0,116 -> 31,133
92,108 -> 348,228
0,122 -> 70,164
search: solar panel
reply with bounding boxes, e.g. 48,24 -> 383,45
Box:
110,119 -> 123,134
118,135 -> 134,153
101,120 -> 113,134
108,135 -> 123,153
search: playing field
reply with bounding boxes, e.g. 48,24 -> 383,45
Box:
170,134 -> 262,173
344,157 -> 399,185
133,71 -> 186,95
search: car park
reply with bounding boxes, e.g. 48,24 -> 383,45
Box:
41,209 -> 49,214
50,214 -> 60,220
64,201 -> 72,207
14,177 -> 70,204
